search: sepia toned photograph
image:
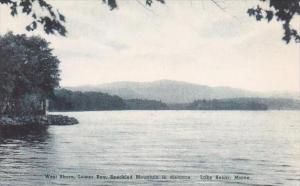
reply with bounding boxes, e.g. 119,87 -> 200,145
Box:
0,0 -> 299,185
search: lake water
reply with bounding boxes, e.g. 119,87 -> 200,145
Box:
0,111 -> 299,186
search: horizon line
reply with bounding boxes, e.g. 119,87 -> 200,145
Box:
60,79 -> 300,94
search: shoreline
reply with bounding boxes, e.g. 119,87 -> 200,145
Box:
49,109 -> 300,114
0,115 -> 79,127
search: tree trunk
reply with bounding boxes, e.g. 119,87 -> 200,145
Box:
42,99 -> 48,116
0,97 -> 8,115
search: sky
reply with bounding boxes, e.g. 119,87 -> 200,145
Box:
0,0 -> 299,92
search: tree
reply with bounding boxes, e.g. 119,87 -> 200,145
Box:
248,0 -> 300,43
0,0 -> 300,43
0,0 -> 66,36
0,32 -> 60,115
0,0 -> 298,42
49,89 -> 127,111
0,0 -> 163,36
0,38 -> 22,113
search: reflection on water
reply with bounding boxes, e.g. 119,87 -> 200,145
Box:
0,128 -> 53,186
0,111 -> 299,186
0,124 -> 48,139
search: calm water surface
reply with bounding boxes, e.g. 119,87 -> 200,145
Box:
0,111 -> 299,186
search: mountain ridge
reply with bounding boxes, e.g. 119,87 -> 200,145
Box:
65,79 -> 281,103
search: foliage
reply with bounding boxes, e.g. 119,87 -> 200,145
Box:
0,0 -> 164,36
1,0 -> 298,43
49,89 -> 127,111
165,97 -> 300,110
0,0 -> 66,35
46,89 -> 300,111
187,99 -> 268,110
125,99 -> 168,110
49,89 -> 169,111
0,32 -> 60,114
248,0 -> 300,43
229,97 -> 300,110
0,38 -> 21,113
102,0 -> 165,10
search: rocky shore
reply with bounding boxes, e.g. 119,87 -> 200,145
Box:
0,115 -> 79,126
0,115 -> 78,137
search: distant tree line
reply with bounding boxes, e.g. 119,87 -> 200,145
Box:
48,89 -> 300,111
49,88 -> 300,111
221,97 -> 300,110
187,99 -> 268,110
125,99 -> 168,110
169,98 -> 300,110
49,89 -> 169,111
49,89 -> 126,111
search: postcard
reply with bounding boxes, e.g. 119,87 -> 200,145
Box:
0,0 -> 299,185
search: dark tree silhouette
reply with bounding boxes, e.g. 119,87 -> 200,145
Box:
49,89 -> 127,111
0,32 -> 60,114
248,0 -> 300,43
102,0 -> 165,10
0,0 -> 66,35
0,0 -> 164,36
49,89 -> 169,111
0,0 -> 299,43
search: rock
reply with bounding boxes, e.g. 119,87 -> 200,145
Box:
0,115 -> 78,137
0,115 -> 79,126
0,117 -> 14,125
46,115 -> 79,125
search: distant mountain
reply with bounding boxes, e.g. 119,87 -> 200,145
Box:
66,80 -> 261,103
264,91 -> 300,100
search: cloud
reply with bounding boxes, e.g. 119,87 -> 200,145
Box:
0,0 -> 299,92
105,40 -> 129,52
